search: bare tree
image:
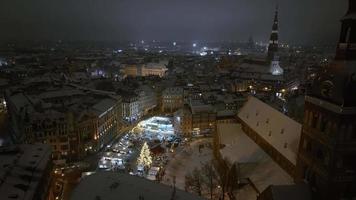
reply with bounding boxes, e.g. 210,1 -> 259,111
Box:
185,168 -> 203,196
226,163 -> 239,199
201,160 -> 218,200
192,168 -> 203,196
215,158 -> 229,200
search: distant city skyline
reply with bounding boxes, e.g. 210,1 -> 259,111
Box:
0,0 -> 347,45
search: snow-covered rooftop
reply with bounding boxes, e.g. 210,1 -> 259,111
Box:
8,93 -> 31,112
39,89 -> 84,99
0,144 -> 52,200
190,101 -> 214,114
237,96 -> 302,165
92,98 -> 117,117
145,60 -> 168,69
217,123 -> 293,192
70,172 -> 206,200
218,124 -> 266,163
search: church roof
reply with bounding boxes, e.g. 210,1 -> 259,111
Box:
238,96 -> 302,165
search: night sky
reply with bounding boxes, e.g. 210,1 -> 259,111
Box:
0,0 -> 347,44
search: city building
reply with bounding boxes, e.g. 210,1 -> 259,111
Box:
121,64 -> 141,77
121,60 -> 168,78
92,97 -> 122,151
5,82 -> 122,164
162,87 -> 184,113
216,110 -> 237,124
141,60 -> 169,77
214,123 -> 294,197
295,1 -> 356,199
238,96 -> 302,177
190,101 -> 216,135
174,101 -> 216,136
122,93 -> 140,122
0,144 -> 52,200
173,104 -> 192,136
136,85 -> 157,115
70,172 -> 205,200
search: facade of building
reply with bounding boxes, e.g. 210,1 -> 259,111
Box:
0,144 -> 53,200
121,64 -> 140,77
174,102 -> 216,136
162,87 -> 184,113
122,94 -> 140,122
141,61 -> 168,77
121,60 -> 168,78
295,1 -> 356,199
5,83 -> 122,164
190,102 -> 216,135
173,105 -> 192,136
136,85 -> 157,115
92,98 -> 122,151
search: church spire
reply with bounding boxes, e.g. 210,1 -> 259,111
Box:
267,5 -> 279,61
335,0 -> 356,60
346,0 -> 356,15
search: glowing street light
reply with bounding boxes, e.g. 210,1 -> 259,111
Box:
173,42 -> 177,46
193,43 -> 197,47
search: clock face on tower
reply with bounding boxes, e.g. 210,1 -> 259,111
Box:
321,80 -> 334,98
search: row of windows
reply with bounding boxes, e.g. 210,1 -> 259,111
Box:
304,110 -> 356,140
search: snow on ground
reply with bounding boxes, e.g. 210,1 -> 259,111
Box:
235,185 -> 258,200
162,138 -> 213,190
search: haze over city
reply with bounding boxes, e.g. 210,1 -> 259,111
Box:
0,0 -> 347,44
0,1 -> 355,200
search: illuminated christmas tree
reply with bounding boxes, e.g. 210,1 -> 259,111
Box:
137,142 -> 152,167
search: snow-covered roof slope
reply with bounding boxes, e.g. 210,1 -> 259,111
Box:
217,123 -> 293,192
70,172 -> 206,200
237,96 -> 302,165
218,123 -> 266,163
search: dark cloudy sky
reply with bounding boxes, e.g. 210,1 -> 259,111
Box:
0,0 -> 347,44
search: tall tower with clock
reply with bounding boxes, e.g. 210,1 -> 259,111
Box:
295,0 -> 356,199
